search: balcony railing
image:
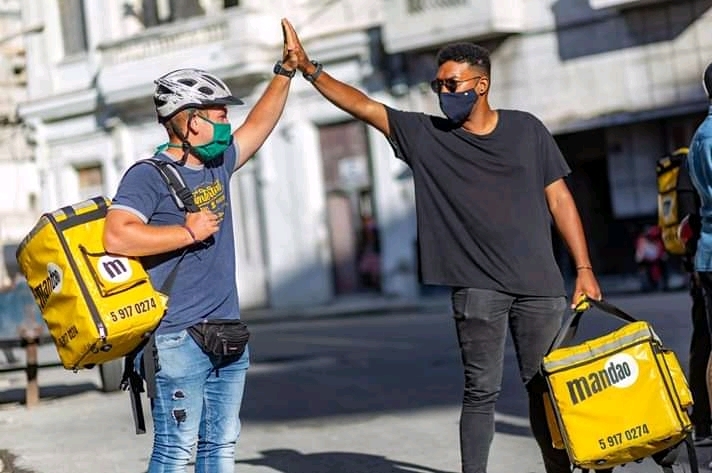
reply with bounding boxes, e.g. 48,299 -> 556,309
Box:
383,0 -> 525,53
98,19 -> 229,66
94,11 -> 278,105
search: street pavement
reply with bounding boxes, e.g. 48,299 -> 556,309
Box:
0,290 -> 707,473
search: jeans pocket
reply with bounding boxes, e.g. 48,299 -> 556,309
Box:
155,329 -> 189,350
451,287 -> 471,320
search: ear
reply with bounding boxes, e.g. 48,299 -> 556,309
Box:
186,113 -> 200,135
477,76 -> 490,96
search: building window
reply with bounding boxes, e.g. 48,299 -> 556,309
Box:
77,164 -> 103,200
58,0 -> 88,56
141,0 -> 205,25
407,0 -> 467,14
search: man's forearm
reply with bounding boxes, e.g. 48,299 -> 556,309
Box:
551,199 -> 593,269
104,222 -> 194,257
310,70 -> 373,121
304,65 -> 389,134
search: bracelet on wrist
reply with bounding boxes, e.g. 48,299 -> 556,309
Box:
576,265 -> 593,271
273,60 -> 296,78
303,60 -> 323,83
183,225 -> 197,243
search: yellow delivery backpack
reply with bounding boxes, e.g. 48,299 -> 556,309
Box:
15,159 -> 197,371
542,298 -> 697,472
656,147 -> 691,256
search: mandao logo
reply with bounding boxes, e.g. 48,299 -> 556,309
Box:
565,353 -> 639,405
97,256 -> 132,283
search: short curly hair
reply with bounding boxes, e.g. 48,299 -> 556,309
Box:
436,43 -> 491,75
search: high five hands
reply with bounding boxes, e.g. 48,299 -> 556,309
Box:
281,18 -> 312,75
281,18 -> 300,72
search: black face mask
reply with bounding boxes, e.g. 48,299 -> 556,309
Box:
438,89 -> 478,124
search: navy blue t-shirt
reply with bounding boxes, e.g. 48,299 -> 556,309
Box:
387,108 -> 570,296
110,145 -> 240,334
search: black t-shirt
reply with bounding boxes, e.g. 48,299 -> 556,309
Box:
386,107 -> 570,296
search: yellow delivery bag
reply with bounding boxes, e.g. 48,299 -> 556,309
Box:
16,197 -> 167,370
542,299 -> 693,470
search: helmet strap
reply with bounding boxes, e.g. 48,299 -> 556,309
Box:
168,109 -> 199,166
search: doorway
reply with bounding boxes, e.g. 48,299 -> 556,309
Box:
318,121 -> 381,295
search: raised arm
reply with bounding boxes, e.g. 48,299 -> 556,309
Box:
281,18 -> 390,136
232,20 -> 300,168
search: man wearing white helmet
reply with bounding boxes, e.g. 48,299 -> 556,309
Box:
686,61 -> 712,463
102,27 -> 299,473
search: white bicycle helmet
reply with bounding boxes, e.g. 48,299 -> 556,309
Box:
153,68 -> 243,123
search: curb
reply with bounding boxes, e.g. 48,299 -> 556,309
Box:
241,297 -> 450,325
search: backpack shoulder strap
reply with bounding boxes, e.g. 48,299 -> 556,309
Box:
132,158 -> 200,213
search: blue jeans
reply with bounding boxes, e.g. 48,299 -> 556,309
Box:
144,329 -> 249,473
452,287 -> 570,473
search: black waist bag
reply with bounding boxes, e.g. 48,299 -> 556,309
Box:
188,319 -> 250,357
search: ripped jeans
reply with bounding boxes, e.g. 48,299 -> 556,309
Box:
143,329 -> 249,473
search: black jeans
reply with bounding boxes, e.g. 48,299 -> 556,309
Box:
695,272 -> 712,435
451,287 -> 571,473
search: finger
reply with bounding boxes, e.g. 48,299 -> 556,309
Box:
281,18 -> 296,49
281,21 -> 289,53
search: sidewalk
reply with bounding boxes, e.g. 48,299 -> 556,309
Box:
241,273 -> 679,324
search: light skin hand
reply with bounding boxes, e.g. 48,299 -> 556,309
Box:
231,18 -> 297,168
281,19 -> 299,71
281,18 -> 312,73
184,208 -> 220,242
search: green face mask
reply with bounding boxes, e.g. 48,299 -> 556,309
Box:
193,115 -> 233,161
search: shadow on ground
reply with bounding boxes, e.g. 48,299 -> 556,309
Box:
0,449 -> 36,473
238,448 -> 456,473
0,382 -> 98,405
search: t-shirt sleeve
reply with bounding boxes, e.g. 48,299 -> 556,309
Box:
386,106 -> 424,166
110,163 -> 164,223
225,142 -> 239,174
535,116 -> 570,186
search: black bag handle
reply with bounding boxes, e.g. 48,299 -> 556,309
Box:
119,157 -> 199,434
134,158 -> 200,213
549,297 -> 638,353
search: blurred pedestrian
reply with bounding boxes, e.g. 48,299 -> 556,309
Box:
686,61 -> 712,459
280,18 -> 601,473
634,225 -> 667,291
665,148 -> 711,445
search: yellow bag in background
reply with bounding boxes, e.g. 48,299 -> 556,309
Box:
16,197 -> 167,370
542,299 -> 693,470
656,147 -> 690,256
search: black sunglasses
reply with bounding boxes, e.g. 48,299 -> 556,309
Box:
429,76 -> 481,94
